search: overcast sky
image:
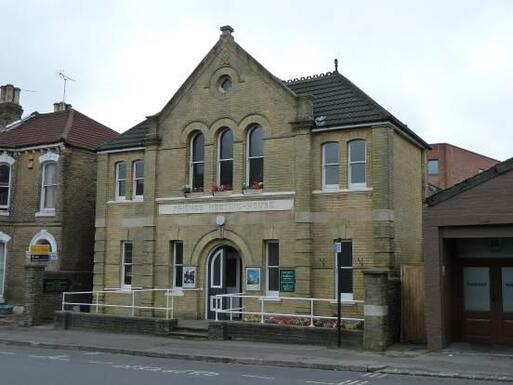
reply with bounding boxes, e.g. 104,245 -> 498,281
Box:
2,1 -> 512,160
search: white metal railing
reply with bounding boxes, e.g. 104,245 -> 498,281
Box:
61,288 -> 199,319
212,293 -> 364,327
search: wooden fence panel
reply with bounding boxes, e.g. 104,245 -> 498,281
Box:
400,263 -> 426,344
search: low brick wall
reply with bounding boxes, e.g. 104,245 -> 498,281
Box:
209,321 -> 362,347
55,311 -> 177,336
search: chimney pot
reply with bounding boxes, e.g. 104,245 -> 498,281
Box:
0,84 -> 23,130
53,102 -> 72,112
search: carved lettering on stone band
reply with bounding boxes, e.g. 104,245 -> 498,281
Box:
159,199 -> 294,215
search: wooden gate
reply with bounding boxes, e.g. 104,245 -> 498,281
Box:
400,263 -> 426,343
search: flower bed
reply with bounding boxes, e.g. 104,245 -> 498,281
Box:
241,315 -> 362,330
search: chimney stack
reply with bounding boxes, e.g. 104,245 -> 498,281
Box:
0,84 -> 23,130
53,102 -> 72,112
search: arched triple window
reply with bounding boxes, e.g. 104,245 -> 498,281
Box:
41,162 -> 57,210
190,132 -> 205,192
217,128 -> 233,189
348,140 -> 367,189
0,164 -> 11,209
322,142 -> 339,191
247,125 -> 264,187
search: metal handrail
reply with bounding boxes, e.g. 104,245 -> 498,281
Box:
61,288 -> 198,320
212,293 -> 364,327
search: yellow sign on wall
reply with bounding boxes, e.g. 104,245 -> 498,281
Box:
30,244 -> 50,256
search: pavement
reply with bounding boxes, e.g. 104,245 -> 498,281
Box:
0,324 -> 511,383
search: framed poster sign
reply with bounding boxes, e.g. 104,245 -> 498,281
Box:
183,266 -> 197,289
280,269 -> 296,292
246,268 -> 261,291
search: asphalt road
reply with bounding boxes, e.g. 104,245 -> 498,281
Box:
0,344 -> 500,385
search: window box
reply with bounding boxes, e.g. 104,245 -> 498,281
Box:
35,209 -> 56,217
213,190 -> 232,197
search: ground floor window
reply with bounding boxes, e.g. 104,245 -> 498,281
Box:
121,241 -> 133,289
171,241 -> 183,288
266,240 -> 280,296
0,242 -> 5,299
335,240 -> 353,300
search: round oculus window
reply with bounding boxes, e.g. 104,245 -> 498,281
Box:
218,75 -> 232,93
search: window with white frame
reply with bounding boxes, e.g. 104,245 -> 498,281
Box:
247,125 -> 264,187
121,241 -> 133,289
322,143 -> 339,190
132,160 -> 144,200
172,241 -> 183,288
190,132 -> 204,192
217,128 -> 233,189
0,164 -> 11,209
266,241 -> 280,296
41,162 -> 57,210
335,240 -> 353,300
115,162 -> 127,200
348,140 -> 366,188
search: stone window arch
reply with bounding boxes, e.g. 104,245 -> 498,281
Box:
29,229 -> 58,260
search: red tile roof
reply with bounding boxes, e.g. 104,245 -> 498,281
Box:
0,109 -> 118,151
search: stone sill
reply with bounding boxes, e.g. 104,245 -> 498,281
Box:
0,210 -> 9,216
156,191 -> 295,203
242,189 -> 264,195
107,199 -> 144,205
35,209 -> 56,217
312,187 -> 373,195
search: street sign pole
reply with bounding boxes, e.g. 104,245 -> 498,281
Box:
334,238 -> 342,348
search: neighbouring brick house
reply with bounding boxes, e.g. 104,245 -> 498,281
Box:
93,26 -> 429,335
0,85 -> 118,308
428,143 -> 498,190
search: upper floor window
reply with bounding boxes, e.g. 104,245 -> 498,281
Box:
247,125 -> 264,187
115,162 -> 127,200
217,128 -> 233,189
0,164 -> 11,209
190,132 -> 205,192
348,140 -> 366,189
41,162 -> 57,210
132,160 -> 144,200
428,159 -> 439,176
322,143 -> 339,191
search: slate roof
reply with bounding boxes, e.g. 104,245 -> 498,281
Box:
99,71 -> 429,151
426,157 -> 513,206
284,72 -> 429,148
0,109 -> 118,151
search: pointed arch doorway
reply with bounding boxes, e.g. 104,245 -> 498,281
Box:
205,245 -> 242,320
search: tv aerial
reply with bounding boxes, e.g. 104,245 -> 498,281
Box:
57,71 -> 75,103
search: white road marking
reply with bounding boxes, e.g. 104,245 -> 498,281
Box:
337,381 -> 354,385
83,351 -> 104,355
377,374 -> 388,378
305,381 -> 337,385
88,360 -> 114,365
241,374 -> 275,380
29,354 -> 70,361
361,373 -> 371,377
0,351 -> 15,355
110,364 -> 219,376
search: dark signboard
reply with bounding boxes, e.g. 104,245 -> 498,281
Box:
43,279 -> 71,293
279,269 -> 296,292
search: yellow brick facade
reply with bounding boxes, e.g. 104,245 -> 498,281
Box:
94,29 -> 426,320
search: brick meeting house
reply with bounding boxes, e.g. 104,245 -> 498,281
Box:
0,84 -> 118,313
91,26 -> 429,346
